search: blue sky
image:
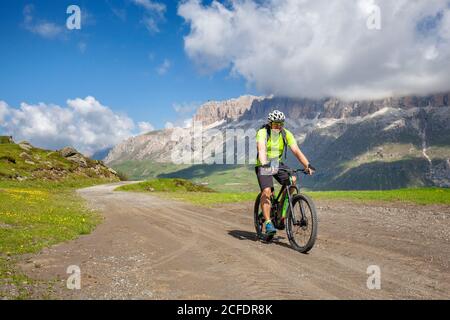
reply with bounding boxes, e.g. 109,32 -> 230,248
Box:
1,0 -> 449,154
0,0 -> 254,129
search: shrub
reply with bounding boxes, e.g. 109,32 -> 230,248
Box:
116,171 -> 129,181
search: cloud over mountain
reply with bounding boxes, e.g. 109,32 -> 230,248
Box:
179,0 -> 450,100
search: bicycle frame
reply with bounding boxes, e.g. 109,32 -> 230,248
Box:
273,171 -> 305,224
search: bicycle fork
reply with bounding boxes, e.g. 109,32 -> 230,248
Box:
284,184 -> 307,227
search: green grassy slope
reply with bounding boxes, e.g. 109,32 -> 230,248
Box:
0,142 -> 117,181
0,143 -> 74,179
0,139 -> 119,299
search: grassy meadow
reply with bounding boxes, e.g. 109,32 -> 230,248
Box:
0,178 -> 110,299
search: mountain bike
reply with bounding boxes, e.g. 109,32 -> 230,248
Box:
253,168 -> 318,253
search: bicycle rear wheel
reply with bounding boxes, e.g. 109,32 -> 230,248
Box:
286,194 -> 318,253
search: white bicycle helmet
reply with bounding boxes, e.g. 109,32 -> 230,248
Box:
268,110 -> 285,122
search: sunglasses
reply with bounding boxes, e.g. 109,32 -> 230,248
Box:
271,122 -> 284,126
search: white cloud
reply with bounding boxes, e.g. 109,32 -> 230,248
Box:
156,59 -> 171,75
168,102 -> 198,131
23,4 -> 33,23
132,0 -> 166,33
78,42 -> 87,53
440,9 -> 450,40
179,0 -> 450,100
173,101 -> 199,114
23,4 -> 64,39
0,101 -> 10,123
80,7 -> 96,27
165,118 -> 193,129
142,16 -> 160,33
183,118 -> 193,128
23,4 -> 94,39
132,0 -> 166,14
29,22 -> 63,39
165,122 -> 174,129
138,121 -> 155,133
111,7 -> 127,21
0,97 -> 153,156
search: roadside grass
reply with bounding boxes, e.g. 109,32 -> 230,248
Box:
155,192 -> 256,206
116,178 -> 215,193
117,179 -> 450,206
0,178 -> 107,299
115,178 -> 256,206
307,188 -> 450,205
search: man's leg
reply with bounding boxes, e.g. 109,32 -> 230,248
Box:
261,187 -> 276,235
255,167 -> 276,235
260,187 -> 272,222
289,175 -> 297,195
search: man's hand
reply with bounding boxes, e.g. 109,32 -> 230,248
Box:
304,164 -> 316,175
260,162 -> 273,176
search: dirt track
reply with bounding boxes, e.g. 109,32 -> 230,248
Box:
20,182 -> 450,299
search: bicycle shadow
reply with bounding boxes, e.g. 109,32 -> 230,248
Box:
227,230 -> 293,251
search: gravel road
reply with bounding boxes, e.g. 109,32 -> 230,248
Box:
20,182 -> 450,299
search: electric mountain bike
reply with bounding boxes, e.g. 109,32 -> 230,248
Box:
253,168 -> 318,254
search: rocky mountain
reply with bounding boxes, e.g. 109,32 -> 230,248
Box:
104,129 -> 181,164
241,94 -> 450,121
104,95 -> 262,164
105,92 -> 450,190
193,95 -> 264,126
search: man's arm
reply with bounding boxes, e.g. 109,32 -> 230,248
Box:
289,143 -> 314,175
257,141 -> 268,165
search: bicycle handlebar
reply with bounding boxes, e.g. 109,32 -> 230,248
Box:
278,166 -> 316,175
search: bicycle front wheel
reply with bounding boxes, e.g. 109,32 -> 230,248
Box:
286,194 -> 318,253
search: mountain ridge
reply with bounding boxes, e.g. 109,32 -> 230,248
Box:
105,92 -> 450,190
192,95 -> 265,126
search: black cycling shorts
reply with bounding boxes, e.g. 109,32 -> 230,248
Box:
255,163 -> 291,191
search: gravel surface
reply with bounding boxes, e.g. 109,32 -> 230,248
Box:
19,182 -> 450,299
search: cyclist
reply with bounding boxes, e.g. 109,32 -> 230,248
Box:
255,110 -> 314,236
